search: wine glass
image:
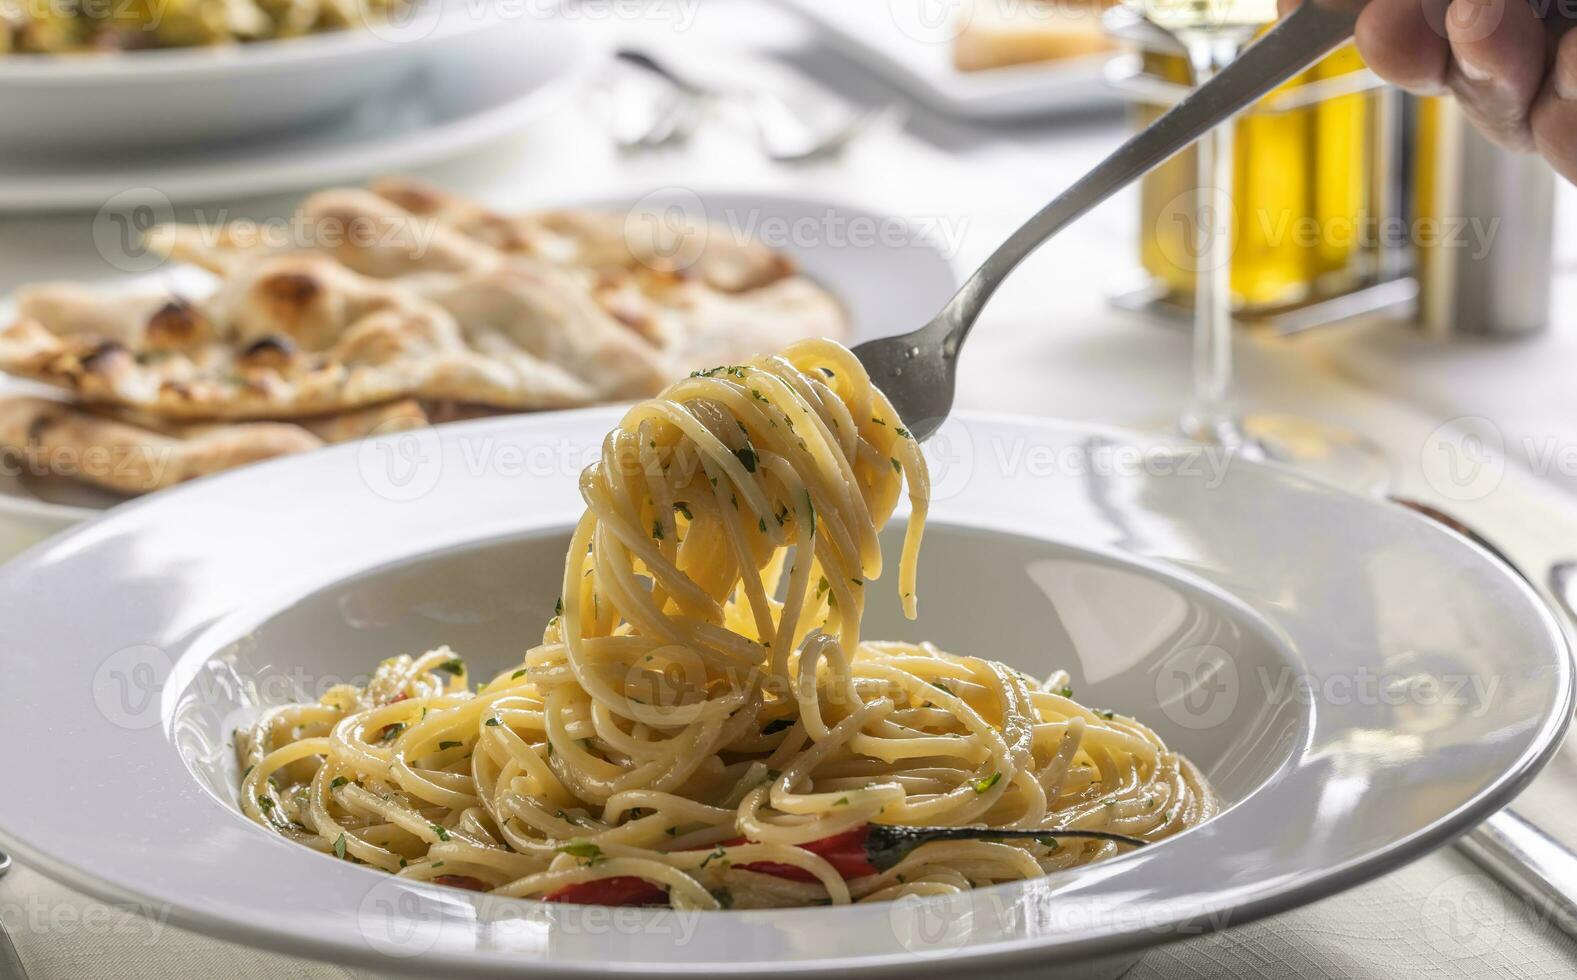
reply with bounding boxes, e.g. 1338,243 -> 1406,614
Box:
1134,0 -> 1391,494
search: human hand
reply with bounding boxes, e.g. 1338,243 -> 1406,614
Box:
1281,0 -> 1577,181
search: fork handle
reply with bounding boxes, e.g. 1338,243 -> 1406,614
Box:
934,0 -> 1364,354
1458,808 -> 1577,938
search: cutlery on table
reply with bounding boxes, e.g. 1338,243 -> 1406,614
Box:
1391,499 -> 1577,939
1552,562 -> 1577,624
0,849 -> 28,980
614,49 -> 889,163
605,54 -> 704,153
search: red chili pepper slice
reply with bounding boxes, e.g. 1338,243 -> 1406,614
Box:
540,827 -> 880,906
543,876 -> 669,906
727,826 -> 878,882
433,875 -> 489,892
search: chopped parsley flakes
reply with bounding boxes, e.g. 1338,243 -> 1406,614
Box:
556,840 -> 604,865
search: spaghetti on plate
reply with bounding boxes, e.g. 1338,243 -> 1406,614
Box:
237,339 -> 1215,909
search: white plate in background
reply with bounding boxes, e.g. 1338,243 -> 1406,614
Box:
0,0 -> 502,157
772,0 -> 1125,119
0,13 -> 594,212
0,191 -> 960,548
0,411 -> 1565,977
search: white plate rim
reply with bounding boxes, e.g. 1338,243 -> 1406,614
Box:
0,16 -> 597,211
0,408 -> 1568,977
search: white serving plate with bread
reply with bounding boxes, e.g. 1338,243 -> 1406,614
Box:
773,0 -> 1127,119
0,188 -> 961,556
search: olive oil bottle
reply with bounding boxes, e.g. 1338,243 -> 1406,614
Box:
1132,5 -> 1378,312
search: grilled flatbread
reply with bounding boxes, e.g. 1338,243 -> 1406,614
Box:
0,396 -> 430,496
953,0 -> 1117,72
0,180 -> 848,495
0,396 -> 317,496
367,178 -> 802,295
356,181 -> 847,367
0,256 -> 602,419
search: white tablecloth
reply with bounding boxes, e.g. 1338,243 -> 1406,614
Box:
3,3 -> 1577,976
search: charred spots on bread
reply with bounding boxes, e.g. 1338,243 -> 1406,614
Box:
239,334 -> 298,371
77,339 -> 130,374
258,271 -> 323,311
24,407 -> 60,447
373,181 -> 443,215
145,299 -> 209,349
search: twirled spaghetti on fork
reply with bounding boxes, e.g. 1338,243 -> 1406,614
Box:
238,339 -> 1216,910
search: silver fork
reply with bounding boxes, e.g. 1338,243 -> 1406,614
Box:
851,0 -> 1364,439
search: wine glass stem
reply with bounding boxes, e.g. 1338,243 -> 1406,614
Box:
1183,37 -> 1244,447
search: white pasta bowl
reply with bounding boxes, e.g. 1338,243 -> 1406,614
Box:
0,410 -> 1567,978
0,0 -> 518,156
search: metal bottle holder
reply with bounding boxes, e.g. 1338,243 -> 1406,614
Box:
1103,10 -> 1418,335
